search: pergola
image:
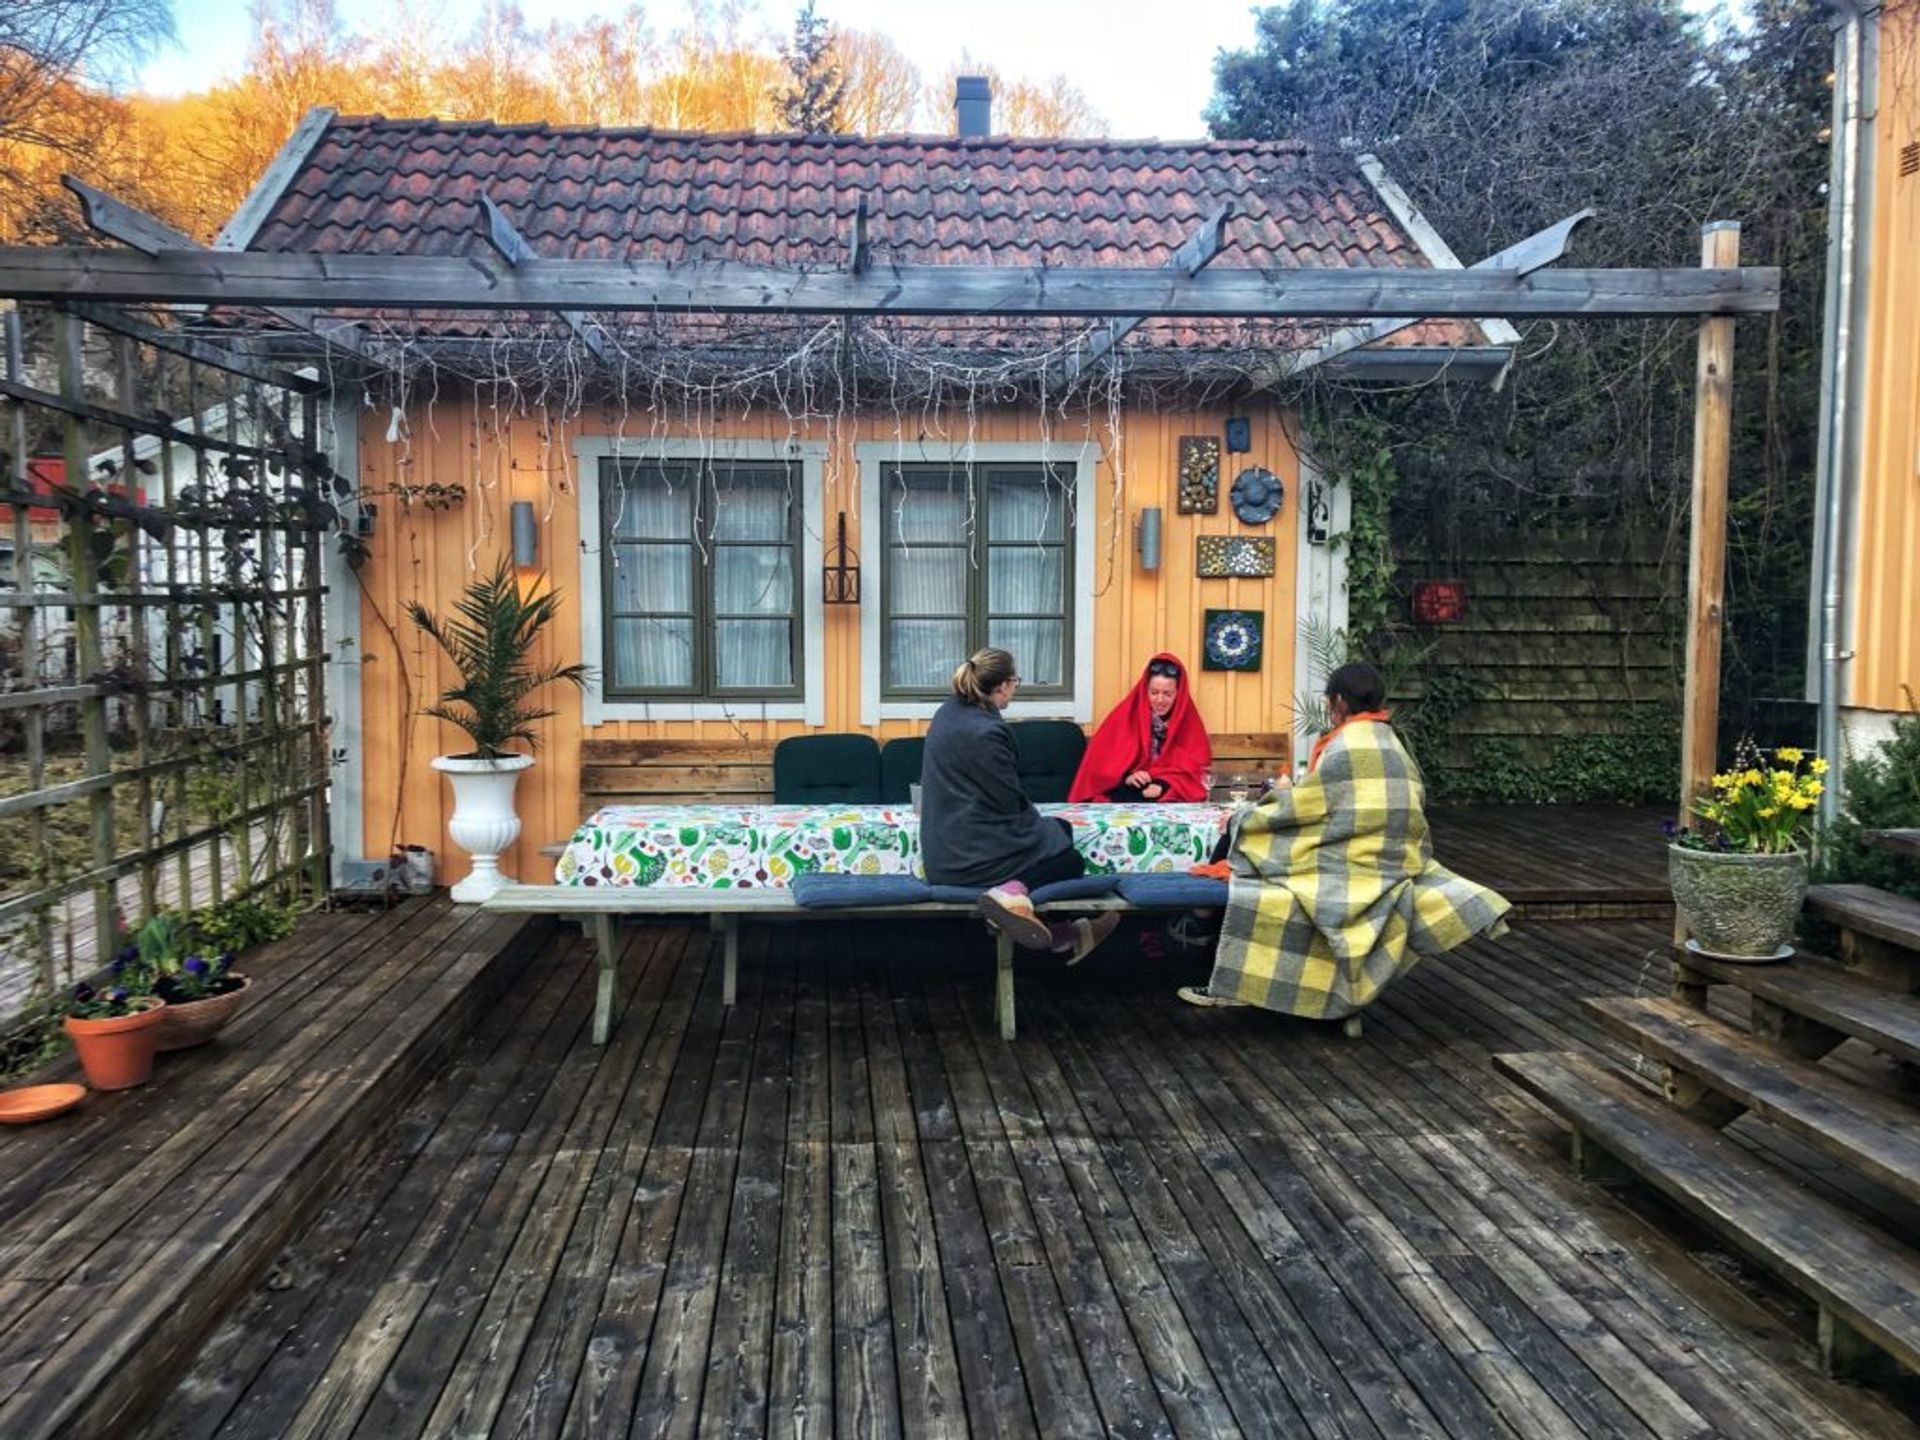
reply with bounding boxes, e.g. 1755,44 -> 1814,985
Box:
0,182 -> 1775,998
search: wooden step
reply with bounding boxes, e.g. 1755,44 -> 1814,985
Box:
1583,996 -> 1920,1206
1805,885 -> 1920,990
1672,949 -> 1920,1069
1495,1048 -> 1920,1381
1865,829 -> 1920,860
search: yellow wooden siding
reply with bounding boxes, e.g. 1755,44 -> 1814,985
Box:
350,402 -> 1304,882
1856,20 -> 1920,710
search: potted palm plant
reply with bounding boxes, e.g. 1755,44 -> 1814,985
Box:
1669,741 -> 1827,961
410,558 -> 589,902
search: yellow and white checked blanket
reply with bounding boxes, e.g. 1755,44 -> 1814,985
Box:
1206,719 -> 1510,1018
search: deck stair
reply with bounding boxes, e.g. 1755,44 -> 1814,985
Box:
1498,878 -> 1920,1385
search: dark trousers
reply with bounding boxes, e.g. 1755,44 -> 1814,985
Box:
1012,818 -> 1086,890
1106,781 -> 1162,803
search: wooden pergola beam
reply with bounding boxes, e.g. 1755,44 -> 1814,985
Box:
62,176 -> 382,369
1273,208 -> 1595,382
1063,203 -> 1232,383
477,195 -> 610,365
0,245 -> 1781,319
65,303 -> 323,393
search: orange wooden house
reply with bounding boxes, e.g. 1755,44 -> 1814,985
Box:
219,107 -> 1509,886
1818,1 -> 1920,767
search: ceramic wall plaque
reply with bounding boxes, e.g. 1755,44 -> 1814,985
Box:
1202,609 -> 1263,671
1196,534 -> 1276,578
1177,436 -> 1220,514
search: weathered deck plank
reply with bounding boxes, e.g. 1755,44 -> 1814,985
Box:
52,900 -> 1913,1440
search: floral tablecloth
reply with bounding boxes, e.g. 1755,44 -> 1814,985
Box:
553,802 -> 1226,889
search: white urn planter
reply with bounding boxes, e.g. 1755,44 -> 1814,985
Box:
433,753 -> 534,902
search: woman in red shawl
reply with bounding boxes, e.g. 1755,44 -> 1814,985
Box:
1070,653 -> 1213,803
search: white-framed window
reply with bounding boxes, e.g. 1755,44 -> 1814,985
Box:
575,438 -> 825,725
859,441 -> 1096,725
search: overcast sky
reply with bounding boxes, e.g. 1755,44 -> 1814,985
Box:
136,0 -> 1270,140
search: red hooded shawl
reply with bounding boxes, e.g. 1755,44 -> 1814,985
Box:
1069,653 -> 1213,802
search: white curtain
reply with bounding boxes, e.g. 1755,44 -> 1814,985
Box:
606,465 -> 794,692
711,476 -> 794,687
986,474 -> 1065,686
886,472 -> 968,690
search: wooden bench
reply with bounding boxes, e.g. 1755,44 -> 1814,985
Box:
482,885 -> 1307,1046
1865,828 -> 1920,860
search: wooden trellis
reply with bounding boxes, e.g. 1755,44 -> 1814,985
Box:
0,303 -> 332,1034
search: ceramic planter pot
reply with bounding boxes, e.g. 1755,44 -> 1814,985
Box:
151,976 -> 253,1052
1668,844 -> 1808,960
432,753 -> 534,903
64,997 -> 165,1091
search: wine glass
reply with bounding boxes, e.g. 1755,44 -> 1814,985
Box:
1226,773 -> 1250,806
1201,768 -> 1216,803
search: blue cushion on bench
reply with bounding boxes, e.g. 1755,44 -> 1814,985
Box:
926,883 -> 989,904
791,873 -> 931,908
1030,874 -> 1122,903
1114,873 -> 1230,908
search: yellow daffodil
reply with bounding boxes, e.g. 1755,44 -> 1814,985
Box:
1775,746 -> 1803,763
1758,806 -> 1778,819
1811,757 -> 1829,775
1743,769 -> 1763,787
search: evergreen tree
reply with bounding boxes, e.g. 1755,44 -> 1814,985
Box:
779,1 -> 847,134
1207,0 -> 1834,777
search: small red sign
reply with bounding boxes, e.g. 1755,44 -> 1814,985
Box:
1411,580 -> 1468,624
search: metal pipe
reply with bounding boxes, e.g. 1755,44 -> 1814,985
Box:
1814,1 -> 1867,824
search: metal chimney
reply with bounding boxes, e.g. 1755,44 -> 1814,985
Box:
955,75 -> 991,137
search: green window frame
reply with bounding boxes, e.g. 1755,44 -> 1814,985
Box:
879,461 -> 1074,700
599,457 -> 802,700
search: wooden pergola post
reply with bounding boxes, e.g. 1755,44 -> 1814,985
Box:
1676,220 -> 1740,955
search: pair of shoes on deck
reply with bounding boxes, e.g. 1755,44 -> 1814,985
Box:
979,884 -> 1120,964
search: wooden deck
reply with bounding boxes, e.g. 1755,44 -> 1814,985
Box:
99,908 -> 1914,1438
1427,803 -> 1672,910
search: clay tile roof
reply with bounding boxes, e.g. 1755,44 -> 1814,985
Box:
249,116 -> 1424,272
238,115 -> 1495,359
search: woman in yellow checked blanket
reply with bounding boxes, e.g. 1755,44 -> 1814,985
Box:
1175,662 -> 1510,1018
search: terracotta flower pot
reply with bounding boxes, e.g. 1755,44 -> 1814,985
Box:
151,976 -> 253,1052
63,997 -> 166,1091
1668,844 -> 1808,960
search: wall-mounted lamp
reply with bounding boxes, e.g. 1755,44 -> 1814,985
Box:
511,500 -> 538,568
1135,506 -> 1162,571
355,503 -> 377,539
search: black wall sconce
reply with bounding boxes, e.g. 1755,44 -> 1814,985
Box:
355,503 -> 377,538
823,510 -> 861,604
1305,481 -> 1330,545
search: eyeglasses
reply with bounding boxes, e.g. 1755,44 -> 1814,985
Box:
1147,661 -> 1180,678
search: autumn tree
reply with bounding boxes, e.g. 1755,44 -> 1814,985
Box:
0,0 -> 175,240
778,0 -> 846,133
831,30 -> 917,135
931,59 -> 1109,138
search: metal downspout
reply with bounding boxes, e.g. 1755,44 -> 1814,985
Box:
1816,3 -> 1866,824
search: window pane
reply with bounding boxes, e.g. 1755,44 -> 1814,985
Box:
715,619 -> 792,688
609,471 -> 692,540
887,472 -> 969,543
987,545 -> 1064,613
989,619 -> 1065,687
888,619 -> 967,690
886,545 -> 967,615
987,473 -> 1065,543
711,473 -> 791,541
714,547 -> 793,615
609,542 -> 691,613
611,616 -> 693,689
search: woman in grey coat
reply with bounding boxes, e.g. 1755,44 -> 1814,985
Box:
919,648 -> 1119,960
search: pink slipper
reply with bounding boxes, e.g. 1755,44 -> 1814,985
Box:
979,887 -> 1054,950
